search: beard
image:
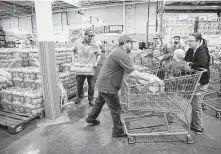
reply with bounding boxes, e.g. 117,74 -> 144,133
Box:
126,47 -> 132,53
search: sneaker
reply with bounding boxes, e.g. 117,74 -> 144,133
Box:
86,119 -> 100,126
75,97 -> 82,104
112,132 -> 127,137
89,102 -> 93,107
191,127 -> 204,135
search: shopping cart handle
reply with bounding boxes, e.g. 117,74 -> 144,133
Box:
197,68 -> 207,72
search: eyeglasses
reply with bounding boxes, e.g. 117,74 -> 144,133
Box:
87,35 -> 94,38
188,40 -> 197,43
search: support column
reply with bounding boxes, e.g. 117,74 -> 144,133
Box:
146,0 -> 151,47
123,1 -> 126,34
34,0 -> 61,120
159,1 -> 164,34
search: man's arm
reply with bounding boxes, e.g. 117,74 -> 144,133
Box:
116,50 -> 162,83
161,44 -> 172,60
70,39 -> 81,62
94,47 -> 102,67
128,70 -> 161,83
71,41 -> 77,54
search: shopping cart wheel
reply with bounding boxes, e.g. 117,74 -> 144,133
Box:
186,134 -> 194,144
125,122 -> 130,128
128,136 -> 136,144
216,112 -> 221,118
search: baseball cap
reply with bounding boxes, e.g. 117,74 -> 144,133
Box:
84,29 -> 95,36
118,34 -> 136,43
153,33 -> 161,39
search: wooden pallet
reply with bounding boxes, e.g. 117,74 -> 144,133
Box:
0,110 -> 44,134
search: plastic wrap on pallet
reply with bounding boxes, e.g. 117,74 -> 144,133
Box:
58,71 -> 77,99
1,88 -> 43,116
7,67 -> 41,90
0,49 -> 18,68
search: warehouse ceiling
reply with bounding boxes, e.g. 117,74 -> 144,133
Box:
0,0 -> 148,18
0,0 -> 220,18
164,0 -> 221,12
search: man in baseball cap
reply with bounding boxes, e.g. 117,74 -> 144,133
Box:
84,29 -> 95,36
86,34 -> 162,137
118,34 -> 136,43
117,34 -> 136,54
71,29 -> 101,106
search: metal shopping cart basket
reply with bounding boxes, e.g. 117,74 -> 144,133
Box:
121,68 -> 205,144
202,63 -> 221,118
129,50 -> 143,65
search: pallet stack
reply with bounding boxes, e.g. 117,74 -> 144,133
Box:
0,50 -> 44,116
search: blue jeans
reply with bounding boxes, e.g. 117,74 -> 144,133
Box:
87,91 -> 123,134
191,84 -> 208,130
76,75 -> 95,102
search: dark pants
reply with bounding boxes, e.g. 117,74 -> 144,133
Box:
76,75 -> 95,102
87,91 -> 123,134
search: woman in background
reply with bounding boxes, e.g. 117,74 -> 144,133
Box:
184,33 -> 210,135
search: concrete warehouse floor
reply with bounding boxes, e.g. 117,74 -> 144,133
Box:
0,96 -> 221,154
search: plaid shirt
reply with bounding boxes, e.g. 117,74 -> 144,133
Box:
72,38 -> 101,64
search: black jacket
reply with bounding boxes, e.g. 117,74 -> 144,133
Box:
184,46 -> 210,85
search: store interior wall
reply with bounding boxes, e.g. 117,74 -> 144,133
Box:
125,2 -> 157,41
0,2 -> 157,43
162,12 -> 218,46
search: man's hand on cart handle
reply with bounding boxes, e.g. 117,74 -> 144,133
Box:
149,76 -> 164,86
129,70 -> 164,85
197,68 -> 207,72
93,62 -> 98,68
187,62 -> 192,66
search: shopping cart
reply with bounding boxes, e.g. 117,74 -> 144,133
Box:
202,64 -> 221,118
129,50 -> 143,65
141,56 -> 161,70
121,68 -> 205,144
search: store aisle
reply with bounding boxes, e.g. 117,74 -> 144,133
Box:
1,97 -> 221,154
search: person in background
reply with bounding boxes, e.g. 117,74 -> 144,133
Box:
184,33 -> 210,135
139,42 -> 147,50
167,48 -> 191,77
173,48 -> 186,62
85,34 -> 162,137
151,33 -> 163,58
171,36 -> 185,52
161,36 -> 185,61
71,29 -> 101,106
